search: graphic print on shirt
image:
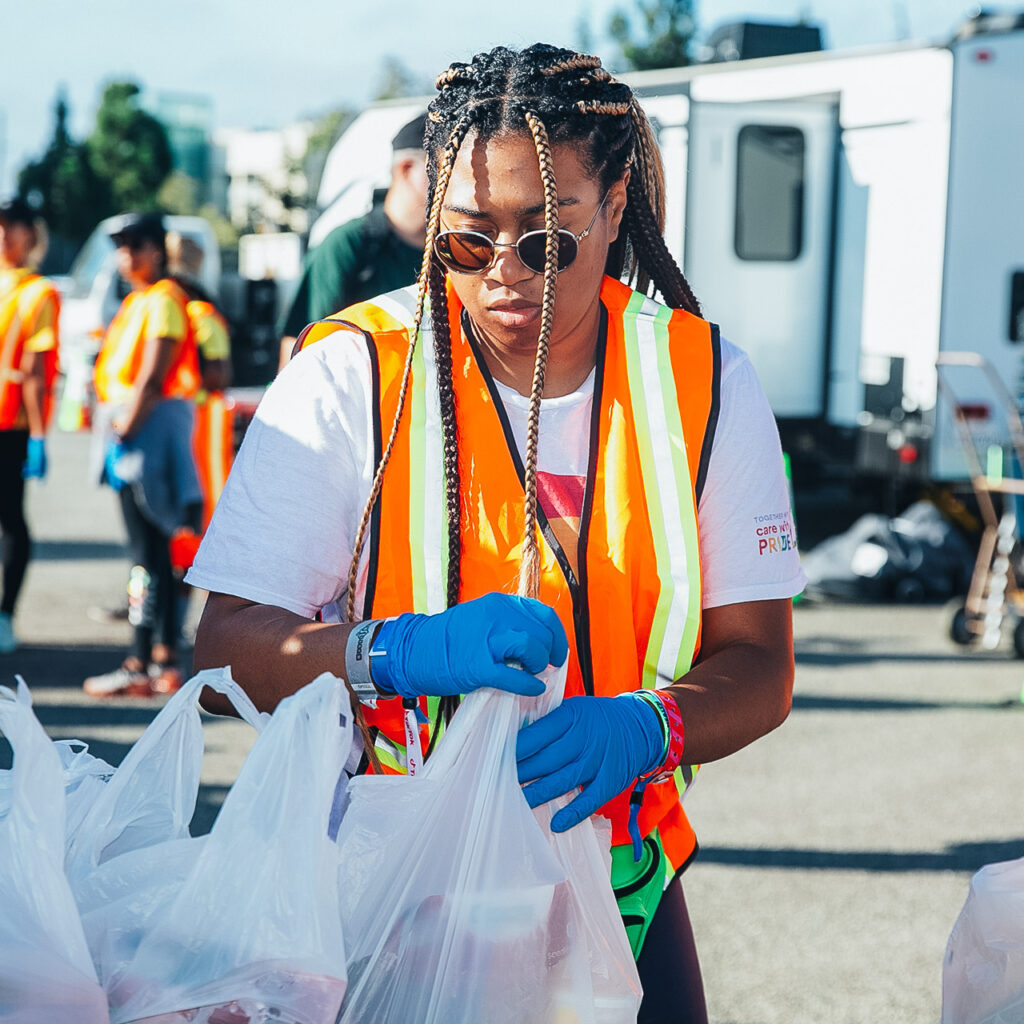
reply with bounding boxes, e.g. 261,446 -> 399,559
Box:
752,511 -> 797,556
537,470 -> 586,578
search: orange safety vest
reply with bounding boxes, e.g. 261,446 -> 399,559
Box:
300,276 -> 720,873
193,392 -> 235,530
94,278 -> 200,404
0,269 -> 60,431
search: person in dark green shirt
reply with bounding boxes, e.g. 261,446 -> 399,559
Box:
278,114 -> 428,368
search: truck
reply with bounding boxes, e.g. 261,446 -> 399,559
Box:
311,11 -> 1024,493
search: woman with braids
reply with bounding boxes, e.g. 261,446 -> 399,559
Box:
189,43 -> 804,1022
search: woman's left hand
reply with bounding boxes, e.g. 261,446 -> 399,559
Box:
516,694 -> 665,832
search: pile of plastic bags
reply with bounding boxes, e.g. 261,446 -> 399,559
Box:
0,661 -> 641,1024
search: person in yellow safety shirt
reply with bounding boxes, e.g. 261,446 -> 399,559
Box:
166,231 -> 234,531
0,198 -> 60,654
187,45 -> 805,1023
84,212 -> 204,699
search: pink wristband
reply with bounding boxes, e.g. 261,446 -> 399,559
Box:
641,689 -> 685,784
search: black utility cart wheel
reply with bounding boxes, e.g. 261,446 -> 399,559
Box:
949,605 -> 973,646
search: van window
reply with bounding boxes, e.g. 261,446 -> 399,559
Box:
735,125 -> 805,261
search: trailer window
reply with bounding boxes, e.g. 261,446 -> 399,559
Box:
735,125 -> 805,261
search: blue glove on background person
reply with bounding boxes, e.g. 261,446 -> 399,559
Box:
102,439 -> 125,491
517,694 -> 665,832
21,436 -> 47,480
370,593 -> 569,698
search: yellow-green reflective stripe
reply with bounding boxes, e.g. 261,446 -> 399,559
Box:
371,289 -> 446,615
409,335 -> 429,611
620,293 -> 701,686
650,308 -> 703,679
373,731 -> 406,773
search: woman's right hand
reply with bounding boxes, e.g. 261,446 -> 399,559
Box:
369,593 -> 568,698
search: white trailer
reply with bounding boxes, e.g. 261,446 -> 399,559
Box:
311,11 -> 1024,487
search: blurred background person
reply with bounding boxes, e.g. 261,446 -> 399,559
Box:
0,198 -> 60,654
277,113 -> 429,368
83,212 -> 203,696
166,230 -> 233,530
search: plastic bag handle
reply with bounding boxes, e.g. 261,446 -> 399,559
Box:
186,666 -> 270,732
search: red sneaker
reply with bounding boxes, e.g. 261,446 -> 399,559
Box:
149,663 -> 184,694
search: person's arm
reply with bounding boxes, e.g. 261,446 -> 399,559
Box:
193,592 -> 355,715
193,590 -> 568,717
113,334 -> 178,439
19,350 -> 48,437
664,596 -> 793,764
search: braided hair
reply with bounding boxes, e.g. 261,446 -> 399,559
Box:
346,43 -> 702,737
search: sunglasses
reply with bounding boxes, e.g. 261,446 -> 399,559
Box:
434,193 -> 609,275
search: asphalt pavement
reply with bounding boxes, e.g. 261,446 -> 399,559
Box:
3,428 -> 1024,1024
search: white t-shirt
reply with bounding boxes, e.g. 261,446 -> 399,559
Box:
187,328 -> 805,616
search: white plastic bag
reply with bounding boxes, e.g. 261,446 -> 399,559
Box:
335,662 -> 642,1024
105,671 -> 353,1024
0,680 -> 111,1024
942,854 -> 1024,1024
71,668 -> 269,992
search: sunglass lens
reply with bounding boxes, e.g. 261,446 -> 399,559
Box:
516,231 -> 578,274
435,232 -> 493,272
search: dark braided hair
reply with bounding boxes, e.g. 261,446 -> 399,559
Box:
346,43 -> 702,744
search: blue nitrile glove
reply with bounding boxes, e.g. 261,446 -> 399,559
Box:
22,437 -> 47,480
102,439 -> 125,492
516,693 -> 664,833
370,593 -> 569,699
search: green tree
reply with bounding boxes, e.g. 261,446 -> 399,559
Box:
609,0 -> 697,70
87,81 -> 173,212
17,90 -> 112,251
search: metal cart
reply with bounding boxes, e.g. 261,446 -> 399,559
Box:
936,351 -> 1024,656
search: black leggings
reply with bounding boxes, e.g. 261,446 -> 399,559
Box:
119,485 -> 177,664
636,879 -> 709,1024
0,430 -> 30,617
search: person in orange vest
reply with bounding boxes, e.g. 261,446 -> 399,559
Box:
166,230 -> 234,532
84,212 -> 203,698
0,199 -> 60,654
187,45 -> 805,1020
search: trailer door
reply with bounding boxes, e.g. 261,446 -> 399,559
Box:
684,99 -> 838,419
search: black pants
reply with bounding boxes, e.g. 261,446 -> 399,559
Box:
636,880 -> 709,1024
119,485 -> 177,664
0,429 -> 30,617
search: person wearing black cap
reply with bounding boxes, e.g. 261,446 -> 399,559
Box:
277,112 -> 429,369
0,198 -> 60,654
83,211 -> 204,696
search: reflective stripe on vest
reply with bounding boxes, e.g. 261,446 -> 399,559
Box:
193,392 -> 235,530
0,272 -> 60,430
301,276 -> 719,870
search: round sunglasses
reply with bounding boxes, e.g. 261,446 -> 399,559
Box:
433,193 -> 609,276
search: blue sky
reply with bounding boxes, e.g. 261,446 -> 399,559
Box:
0,0 -> 989,193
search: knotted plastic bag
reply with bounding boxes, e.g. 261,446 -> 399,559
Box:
0,679 -> 110,1023
942,853 -> 1024,1024
335,661 -> 642,1024
105,671 -> 352,1024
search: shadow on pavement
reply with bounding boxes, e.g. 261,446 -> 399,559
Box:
699,838 -> 1024,874
31,540 -> 128,561
791,693 -> 1022,713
